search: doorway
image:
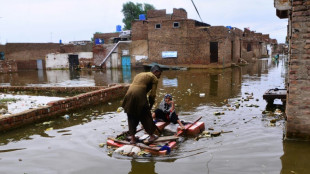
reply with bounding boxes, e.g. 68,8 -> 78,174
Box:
68,55 -> 79,69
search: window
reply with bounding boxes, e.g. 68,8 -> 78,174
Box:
173,22 -> 180,28
210,42 -> 218,63
155,24 -> 161,29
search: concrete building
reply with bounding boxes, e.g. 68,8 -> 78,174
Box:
274,0 -> 310,140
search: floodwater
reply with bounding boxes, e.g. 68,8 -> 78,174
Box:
0,56 -> 310,174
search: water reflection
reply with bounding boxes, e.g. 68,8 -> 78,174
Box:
209,74 -> 218,96
129,160 -> 157,174
69,69 -> 80,80
122,67 -> 132,83
156,68 -> 242,110
162,77 -> 178,87
37,69 -> 45,83
281,141 -> 310,174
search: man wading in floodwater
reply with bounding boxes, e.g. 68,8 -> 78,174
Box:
122,65 -> 162,144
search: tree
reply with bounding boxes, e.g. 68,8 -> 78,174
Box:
121,2 -> 155,30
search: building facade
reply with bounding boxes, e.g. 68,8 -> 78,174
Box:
96,8 -> 276,69
274,0 -> 310,140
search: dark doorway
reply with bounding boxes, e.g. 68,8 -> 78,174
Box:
210,42 -> 218,63
68,55 -> 79,69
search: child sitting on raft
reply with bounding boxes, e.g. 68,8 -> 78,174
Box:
152,94 -> 185,129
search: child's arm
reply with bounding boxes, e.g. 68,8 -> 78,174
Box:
169,100 -> 175,112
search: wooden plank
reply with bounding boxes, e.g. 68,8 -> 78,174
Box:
143,135 -> 179,144
263,88 -> 287,100
107,137 -> 161,151
175,116 -> 202,136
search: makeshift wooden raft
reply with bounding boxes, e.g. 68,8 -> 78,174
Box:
107,117 -> 205,156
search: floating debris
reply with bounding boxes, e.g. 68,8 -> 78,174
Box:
63,114 -> 70,120
45,127 -> 53,131
274,109 -> 282,116
43,121 -> 54,125
246,104 -> 259,108
114,145 -> 141,156
0,108 -> 8,114
117,107 -> 124,113
211,132 -> 221,137
214,112 -> 225,115
270,119 -> 277,124
99,143 -> 106,148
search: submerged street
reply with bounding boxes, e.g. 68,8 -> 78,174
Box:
0,56 -> 309,174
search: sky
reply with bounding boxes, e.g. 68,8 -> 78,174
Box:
0,0 -> 288,44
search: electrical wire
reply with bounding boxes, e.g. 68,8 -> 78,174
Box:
191,0 -> 203,22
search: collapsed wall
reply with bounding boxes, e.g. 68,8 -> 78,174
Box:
0,84 -> 129,132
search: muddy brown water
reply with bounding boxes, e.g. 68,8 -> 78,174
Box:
0,57 -> 310,174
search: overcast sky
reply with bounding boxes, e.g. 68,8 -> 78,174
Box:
0,0 -> 288,44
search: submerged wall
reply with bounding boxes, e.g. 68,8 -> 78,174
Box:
0,84 -> 129,132
0,60 -> 18,73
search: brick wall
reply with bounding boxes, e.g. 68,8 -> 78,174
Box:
131,9 -> 272,68
130,40 -> 148,67
172,8 -> 187,19
0,86 -> 106,94
60,43 -> 93,53
147,9 -> 167,21
0,84 -> 129,132
16,60 -> 38,70
132,21 -> 148,41
0,45 -> 5,52
0,60 -> 18,73
5,43 -> 60,61
94,33 -> 119,44
285,0 -> 310,140
146,19 -> 234,68
93,44 -> 115,66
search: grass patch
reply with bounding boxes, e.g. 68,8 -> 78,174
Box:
0,98 -> 18,103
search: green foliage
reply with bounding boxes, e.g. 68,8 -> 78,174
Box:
121,1 -> 155,30
0,98 -> 18,103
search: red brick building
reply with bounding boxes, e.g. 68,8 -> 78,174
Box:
274,0 -> 310,140
95,8 -> 276,69
130,8 -> 276,68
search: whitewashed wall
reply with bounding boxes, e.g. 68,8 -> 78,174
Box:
46,52 -> 93,69
46,53 -> 69,69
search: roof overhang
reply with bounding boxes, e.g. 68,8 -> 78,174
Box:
274,0 -> 290,19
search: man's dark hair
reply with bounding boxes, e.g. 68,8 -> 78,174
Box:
150,65 -> 162,72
